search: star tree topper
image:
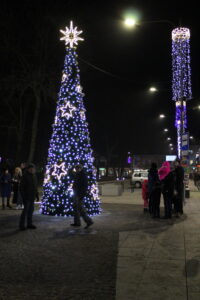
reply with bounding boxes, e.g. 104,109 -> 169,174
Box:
60,21 -> 84,48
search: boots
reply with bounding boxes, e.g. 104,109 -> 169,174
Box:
6,198 -> 12,209
2,198 -> 5,209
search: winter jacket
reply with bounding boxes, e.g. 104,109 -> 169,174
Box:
73,170 -> 88,198
148,169 -> 160,196
0,173 -> 12,198
20,171 -> 38,202
174,166 -> 184,192
158,161 -> 171,181
160,172 -> 174,195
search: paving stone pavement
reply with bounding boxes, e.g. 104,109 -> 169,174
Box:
116,190 -> 200,300
0,187 -> 200,300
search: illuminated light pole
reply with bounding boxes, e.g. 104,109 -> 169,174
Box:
172,27 -> 192,158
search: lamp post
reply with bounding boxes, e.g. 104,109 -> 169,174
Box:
123,18 -> 192,158
172,28 -> 192,159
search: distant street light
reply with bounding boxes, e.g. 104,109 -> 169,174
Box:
190,136 -> 194,140
124,18 -> 137,28
164,128 -> 168,132
169,143 -> 173,146
167,137 -> 171,141
149,86 -> 158,93
159,114 -> 165,118
198,105 -> 200,110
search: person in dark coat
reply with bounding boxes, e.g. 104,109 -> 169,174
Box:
0,169 -> 12,209
158,161 -> 174,219
71,164 -> 93,229
148,163 -> 161,218
173,159 -> 185,216
19,163 -> 38,230
12,167 -> 23,208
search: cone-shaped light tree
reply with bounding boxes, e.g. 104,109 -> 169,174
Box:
41,21 -> 101,216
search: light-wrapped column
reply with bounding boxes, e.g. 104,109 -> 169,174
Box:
172,27 -> 192,157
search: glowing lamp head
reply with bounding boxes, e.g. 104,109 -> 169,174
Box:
149,87 -> 158,93
124,18 -> 137,28
159,114 -> 165,119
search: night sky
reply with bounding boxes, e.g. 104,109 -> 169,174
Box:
0,0 -> 199,164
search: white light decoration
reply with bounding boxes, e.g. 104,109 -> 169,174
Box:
60,101 -> 76,119
62,73 -> 68,81
52,162 -> 67,181
76,85 -> 83,93
172,27 -> 190,42
80,110 -> 86,121
44,167 -> 51,185
91,184 -> 99,201
60,21 -> 84,48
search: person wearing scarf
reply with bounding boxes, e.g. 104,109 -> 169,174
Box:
158,161 -> 174,219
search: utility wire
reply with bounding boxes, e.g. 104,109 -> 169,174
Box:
78,56 -> 170,86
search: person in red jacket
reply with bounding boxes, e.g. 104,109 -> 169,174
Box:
142,179 -> 149,212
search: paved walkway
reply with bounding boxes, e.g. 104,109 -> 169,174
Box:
116,191 -> 200,300
0,185 -> 200,299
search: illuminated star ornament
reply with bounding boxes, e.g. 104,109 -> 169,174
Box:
52,162 -> 67,181
60,21 -> 84,48
60,101 -> 76,119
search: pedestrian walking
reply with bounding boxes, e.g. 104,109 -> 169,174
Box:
142,179 -> 149,212
148,163 -> 161,218
71,164 -> 94,229
19,163 -> 38,230
0,169 -> 12,209
173,159 -> 185,216
158,161 -> 174,219
12,167 -> 23,209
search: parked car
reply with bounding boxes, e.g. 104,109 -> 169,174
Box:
131,170 -> 148,188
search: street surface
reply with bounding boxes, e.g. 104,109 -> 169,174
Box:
0,183 -> 200,300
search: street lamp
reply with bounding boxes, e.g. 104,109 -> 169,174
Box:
124,18 -> 137,28
149,86 -> 158,93
159,114 -> 165,119
164,128 -> 168,132
167,137 -> 171,141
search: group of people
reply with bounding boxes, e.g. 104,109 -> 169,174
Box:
1,162 -> 93,231
0,166 -> 24,210
142,159 -> 185,219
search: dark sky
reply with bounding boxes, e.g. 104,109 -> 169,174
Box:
0,0 -> 199,161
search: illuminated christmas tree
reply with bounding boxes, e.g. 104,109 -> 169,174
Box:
41,21 -> 100,216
